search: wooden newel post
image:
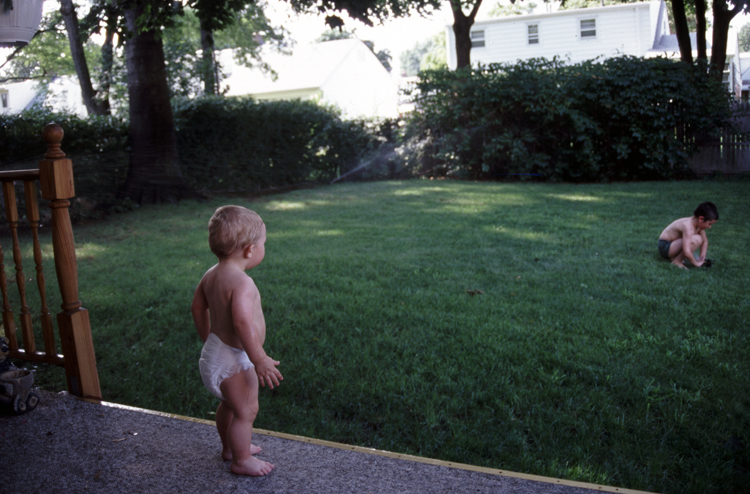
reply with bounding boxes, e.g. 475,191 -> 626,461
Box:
39,123 -> 102,400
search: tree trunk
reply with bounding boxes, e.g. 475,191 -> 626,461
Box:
450,0 -> 483,70
200,21 -> 217,96
709,0 -> 745,83
695,0 -> 708,64
122,6 -> 196,204
59,0 -> 109,115
97,10 -> 117,108
670,0 -> 693,64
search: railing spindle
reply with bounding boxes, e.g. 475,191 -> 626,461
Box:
0,232 -> 17,350
24,179 -> 56,357
2,180 -> 35,353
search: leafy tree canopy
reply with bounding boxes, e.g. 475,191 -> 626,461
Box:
287,0 -> 441,28
740,22 -> 750,51
161,5 -> 285,97
317,28 -> 356,41
420,31 -> 447,71
0,11 -> 100,82
560,0 -> 640,10
488,1 -> 537,17
400,31 -> 446,76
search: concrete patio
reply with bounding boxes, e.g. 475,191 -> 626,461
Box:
2,390 -> 654,494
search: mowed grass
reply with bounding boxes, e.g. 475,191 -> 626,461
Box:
4,180 -> 749,493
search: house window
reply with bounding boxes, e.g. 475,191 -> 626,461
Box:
580,19 -> 596,38
528,24 -> 539,45
1,92 -> 7,109
471,30 -> 485,48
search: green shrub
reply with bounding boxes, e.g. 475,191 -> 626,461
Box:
404,56 -> 735,181
173,96 -> 381,193
1,99 -> 385,214
0,109 -> 130,220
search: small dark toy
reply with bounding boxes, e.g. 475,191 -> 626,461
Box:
0,337 -> 40,414
703,259 -> 713,268
0,336 -> 11,373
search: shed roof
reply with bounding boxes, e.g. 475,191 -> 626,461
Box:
222,38 -> 377,96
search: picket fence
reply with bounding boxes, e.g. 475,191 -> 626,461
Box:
688,101 -> 750,174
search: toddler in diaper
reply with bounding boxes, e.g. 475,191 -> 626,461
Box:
192,205 -> 283,477
200,333 -> 254,401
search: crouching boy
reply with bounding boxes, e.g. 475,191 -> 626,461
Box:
658,201 -> 718,269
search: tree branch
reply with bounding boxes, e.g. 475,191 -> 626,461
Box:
0,70 -> 48,84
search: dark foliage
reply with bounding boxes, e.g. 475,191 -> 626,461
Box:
404,56 -> 735,181
0,109 -> 130,219
172,96 -> 379,193
0,98 -> 380,218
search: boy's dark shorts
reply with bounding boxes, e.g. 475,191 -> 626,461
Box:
658,239 -> 672,259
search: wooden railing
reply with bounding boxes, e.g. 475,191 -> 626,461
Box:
0,123 -> 101,400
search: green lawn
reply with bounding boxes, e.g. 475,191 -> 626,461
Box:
5,179 -> 750,493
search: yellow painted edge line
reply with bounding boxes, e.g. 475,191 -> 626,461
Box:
85,397 -> 657,494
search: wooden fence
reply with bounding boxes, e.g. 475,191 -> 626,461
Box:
0,124 -> 101,400
688,101 -> 750,174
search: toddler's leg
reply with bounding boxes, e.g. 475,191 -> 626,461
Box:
216,401 -> 261,460
220,368 -> 274,476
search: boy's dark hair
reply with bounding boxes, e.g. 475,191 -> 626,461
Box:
694,201 -> 718,221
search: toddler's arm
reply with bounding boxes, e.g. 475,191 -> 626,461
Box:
233,283 -> 283,389
191,282 -> 211,343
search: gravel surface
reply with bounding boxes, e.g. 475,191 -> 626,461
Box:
1,390 -> 641,494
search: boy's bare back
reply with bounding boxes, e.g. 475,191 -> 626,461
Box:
659,216 -> 696,243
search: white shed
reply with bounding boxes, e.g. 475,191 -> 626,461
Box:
221,38 -> 399,119
0,80 -> 40,114
0,76 -> 87,116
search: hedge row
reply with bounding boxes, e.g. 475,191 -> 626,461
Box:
173,97 -> 379,192
402,56 -> 736,181
0,98 -> 382,216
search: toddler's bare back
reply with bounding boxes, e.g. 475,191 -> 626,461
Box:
199,264 -> 267,349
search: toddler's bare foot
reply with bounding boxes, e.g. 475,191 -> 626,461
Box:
230,456 -> 275,476
222,444 -> 262,461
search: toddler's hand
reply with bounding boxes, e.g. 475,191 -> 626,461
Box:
256,357 -> 283,389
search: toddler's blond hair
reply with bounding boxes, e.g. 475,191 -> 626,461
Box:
208,205 -> 264,258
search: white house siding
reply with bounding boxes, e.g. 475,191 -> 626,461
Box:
741,54 -> 750,100
727,32 -> 743,99
446,1 -> 668,68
